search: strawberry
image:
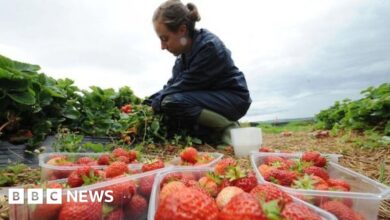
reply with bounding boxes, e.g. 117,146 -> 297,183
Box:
303,166 -> 329,180
106,209 -> 125,220
214,158 -> 237,175
281,202 -> 322,220
327,178 -> 351,191
138,175 -> 155,198
128,150 -> 138,162
264,156 -> 285,166
30,183 -> 64,220
67,166 -> 100,187
59,200 -> 102,220
218,178 -> 232,193
216,186 -> 244,209
198,175 -> 219,197
159,181 -> 186,203
126,194 -> 147,219
180,147 -> 198,163
250,184 -> 292,208
266,169 -> 297,186
195,153 -> 213,165
259,146 -> 274,152
320,200 -> 357,220
97,154 -> 111,165
301,151 -> 321,162
160,173 -> 182,187
231,171 -> 258,192
117,155 -> 130,164
105,161 -> 129,178
155,187 -> 219,220
218,192 -> 267,220
141,159 -> 164,172
75,157 -> 95,165
112,148 -> 129,158
121,104 -> 132,113
258,164 -> 274,180
105,179 -> 136,206
314,156 -> 327,167
301,151 -> 327,167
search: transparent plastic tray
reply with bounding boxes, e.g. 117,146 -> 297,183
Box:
8,166 -> 169,220
250,153 -> 390,220
148,167 -> 337,220
39,152 -> 142,181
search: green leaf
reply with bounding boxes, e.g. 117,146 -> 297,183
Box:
7,89 -> 36,105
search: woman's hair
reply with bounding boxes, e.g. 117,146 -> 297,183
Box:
153,0 -> 201,37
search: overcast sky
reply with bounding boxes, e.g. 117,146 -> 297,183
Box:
0,0 -> 389,122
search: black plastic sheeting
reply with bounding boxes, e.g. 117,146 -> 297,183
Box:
0,136 -> 114,168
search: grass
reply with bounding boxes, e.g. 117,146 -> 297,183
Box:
256,120 -> 315,134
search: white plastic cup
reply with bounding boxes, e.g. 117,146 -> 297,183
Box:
230,127 -> 262,157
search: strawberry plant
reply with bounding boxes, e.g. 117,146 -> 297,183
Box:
315,83 -> 390,135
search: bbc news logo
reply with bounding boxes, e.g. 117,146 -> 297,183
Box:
8,188 -> 114,204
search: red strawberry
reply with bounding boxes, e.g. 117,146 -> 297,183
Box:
97,154 -> 111,165
138,175 -> 155,198
327,178 -> 351,191
320,200 -> 357,220
232,171 -> 258,192
179,147 -> 198,163
301,151 -> 320,163
112,148 -> 129,158
75,157 -> 95,165
105,161 -> 129,178
155,187 -> 218,220
266,169 -> 297,186
219,192 -> 267,220
30,183 -> 64,220
126,194 -> 147,219
67,166 -> 100,188
159,181 -> 186,203
314,156 -> 327,167
264,156 -> 285,165
216,186 -> 244,209
160,173 -> 182,187
117,155 -> 130,164
250,183 -> 292,208
105,179 -> 136,206
141,159 -> 164,172
214,158 -> 237,175
198,176 -> 219,197
303,166 -> 329,180
106,209 -> 125,220
59,200 -> 102,220
259,146 -> 274,152
301,151 -> 327,167
128,150 -> 137,162
218,178 -> 232,193
281,202 -> 322,220
121,104 -> 132,113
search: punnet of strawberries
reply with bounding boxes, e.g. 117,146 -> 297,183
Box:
11,154 -> 167,220
256,151 -> 369,219
42,148 -> 142,180
153,158 -> 329,220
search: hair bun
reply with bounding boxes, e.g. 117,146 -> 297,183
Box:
186,3 -> 201,22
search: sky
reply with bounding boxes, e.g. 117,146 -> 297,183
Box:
0,0 -> 389,122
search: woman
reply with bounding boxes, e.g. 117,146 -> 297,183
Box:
145,0 -> 251,144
